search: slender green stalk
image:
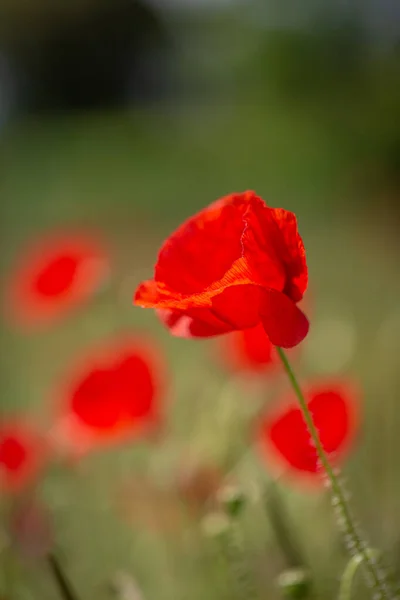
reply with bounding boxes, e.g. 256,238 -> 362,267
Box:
220,522 -> 258,600
276,347 -> 395,600
265,483 -> 313,598
47,553 -> 81,600
338,551 -> 378,600
216,488 -> 258,600
264,481 -> 305,569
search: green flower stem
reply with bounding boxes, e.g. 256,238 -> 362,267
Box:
220,522 -> 258,600
276,347 -> 394,600
338,551 -> 378,600
264,481 -> 305,569
47,553 -> 81,600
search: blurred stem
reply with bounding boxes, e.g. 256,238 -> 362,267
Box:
338,550 -> 378,600
219,522 -> 258,600
276,347 -> 395,600
264,481 -> 304,569
47,553 -> 81,600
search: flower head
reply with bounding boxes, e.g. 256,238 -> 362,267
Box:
135,191 -> 308,348
52,336 -> 166,455
0,423 -> 47,493
258,381 -> 359,482
8,232 -> 108,328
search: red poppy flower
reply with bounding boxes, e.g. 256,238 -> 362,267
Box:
258,381 -> 359,482
218,322 -> 279,374
135,191 -> 308,348
0,424 -> 47,493
7,232 -> 109,327
52,337 -> 166,455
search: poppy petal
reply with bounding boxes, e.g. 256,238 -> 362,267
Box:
134,193 -> 288,310
71,368 -> 121,430
270,208 -> 308,302
154,198 -> 247,295
157,284 -> 262,338
218,322 -> 278,373
137,262 -> 264,313
157,309 -> 232,338
240,199 -> 287,290
260,289 -> 309,348
135,279 -> 162,307
259,382 -> 358,478
308,387 -> 356,455
116,352 -> 158,421
210,284 -> 261,330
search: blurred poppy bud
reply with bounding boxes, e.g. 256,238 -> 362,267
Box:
217,484 -> 247,518
276,567 -> 311,599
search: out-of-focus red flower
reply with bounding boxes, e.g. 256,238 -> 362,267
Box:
0,424 -> 47,493
52,337 -> 166,455
258,381 -> 359,482
218,322 -> 279,374
135,191 -> 309,349
7,233 -> 108,328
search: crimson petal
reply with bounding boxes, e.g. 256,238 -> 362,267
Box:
260,289 -> 309,348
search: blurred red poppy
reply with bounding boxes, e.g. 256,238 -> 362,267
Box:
135,191 -> 309,348
52,337 -> 166,454
7,232 -> 108,327
258,381 -> 359,482
0,424 -> 47,493
218,322 -> 279,374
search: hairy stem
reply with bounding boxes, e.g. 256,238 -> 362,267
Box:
220,523 -> 258,600
338,550 -> 378,600
276,346 -> 395,600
